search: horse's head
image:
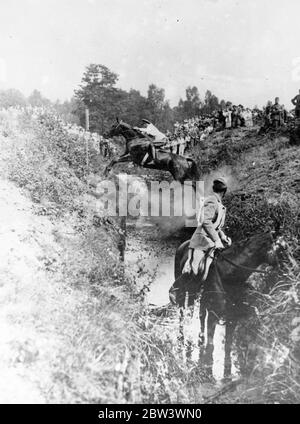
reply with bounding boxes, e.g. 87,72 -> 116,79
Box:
106,118 -> 122,138
106,119 -> 134,139
252,222 -> 288,266
237,229 -> 287,268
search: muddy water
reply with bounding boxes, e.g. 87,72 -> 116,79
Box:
125,216 -> 237,382
120,174 -> 266,401
125,218 -> 178,306
127,215 -> 252,391
122,174 -> 247,392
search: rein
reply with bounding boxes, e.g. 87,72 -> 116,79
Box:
218,252 -> 268,274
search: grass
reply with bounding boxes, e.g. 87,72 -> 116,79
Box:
0,108 -> 200,404
0,108 -> 299,403
0,109 -> 142,403
192,125 -> 300,403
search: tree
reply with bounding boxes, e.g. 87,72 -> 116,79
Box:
53,97 -> 81,125
0,88 -> 27,108
28,89 -> 51,107
74,64 -> 120,133
119,89 -> 148,126
175,86 -> 202,120
203,90 -> 219,114
219,99 -> 226,110
158,101 -> 175,132
146,84 -> 166,124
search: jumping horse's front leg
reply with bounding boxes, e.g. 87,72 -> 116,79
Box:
104,153 -> 132,176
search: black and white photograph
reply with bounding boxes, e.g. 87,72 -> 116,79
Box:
0,0 -> 299,408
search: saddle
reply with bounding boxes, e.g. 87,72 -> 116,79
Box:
183,247 -> 215,282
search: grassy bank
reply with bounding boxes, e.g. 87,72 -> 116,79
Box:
192,126 -> 300,403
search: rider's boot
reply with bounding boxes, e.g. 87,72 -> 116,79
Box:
141,152 -> 149,166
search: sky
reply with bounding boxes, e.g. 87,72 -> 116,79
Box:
0,0 -> 300,108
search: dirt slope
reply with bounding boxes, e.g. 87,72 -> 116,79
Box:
0,109 -> 142,403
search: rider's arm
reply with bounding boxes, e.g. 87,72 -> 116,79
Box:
218,229 -> 227,241
219,229 -> 231,245
134,127 -> 147,133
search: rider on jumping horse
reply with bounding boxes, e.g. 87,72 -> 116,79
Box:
134,119 -> 168,166
182,177 -> 232,277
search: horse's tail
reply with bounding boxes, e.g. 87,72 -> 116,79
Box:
174,240 -> 190,279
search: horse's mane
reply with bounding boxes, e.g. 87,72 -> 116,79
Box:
117,121 -> 150,139
222,231 -> 272,258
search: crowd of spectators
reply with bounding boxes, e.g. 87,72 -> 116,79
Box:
0,105 -> 117,158
260,97 -> 295,132
165,105 -> 256,150
60,122 -> 117,158
166,95 -> 299,151
1,93 -> 299,162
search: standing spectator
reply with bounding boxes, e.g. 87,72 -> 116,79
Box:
270,97 -> 284,129
237,105 -> 245,127
217,109 -> 226,130
224,108 -> 232,129
244,108 -> 253,127
231,106 -> 238,128
291,89 -> 300,118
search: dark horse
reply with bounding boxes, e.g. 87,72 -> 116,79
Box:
169,231 -> 282,376
104,120 -> 199,183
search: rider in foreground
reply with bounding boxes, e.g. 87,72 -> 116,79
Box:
183,177 -> 232,276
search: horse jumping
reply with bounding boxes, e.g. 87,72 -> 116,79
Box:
104,120 -> 200,183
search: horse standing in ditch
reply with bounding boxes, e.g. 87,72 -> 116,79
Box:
104,120 -> 200,183
169,231 -> 284,379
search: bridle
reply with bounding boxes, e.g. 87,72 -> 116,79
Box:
214,234 -> 286,275
111,122 -> 141,141
217,252 -> 268,274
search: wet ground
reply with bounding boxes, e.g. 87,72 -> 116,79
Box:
125,218 -> 178,306
124,216 -> 256,402
121,172 -> 269,401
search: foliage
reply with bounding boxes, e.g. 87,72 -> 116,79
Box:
175,86 -> 202,120
191,126 -> 300,403
0,108 -> 196,404
0,63 -> 230,134
28,89 -> 51,108
0,88 -> 27,108
73,64 -> 176,133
